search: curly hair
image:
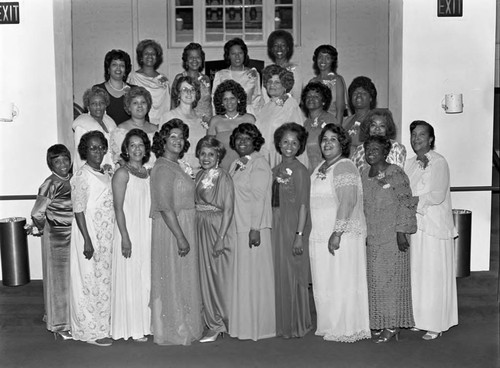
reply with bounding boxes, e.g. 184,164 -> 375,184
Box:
312,44 -> 338,75
410,120 -> 435,150
152,119 -> 190,159
82,86 -> 110,109
171,75 -> 201,109
123,86 -> 152,114
348,76 -> 377,112
182,43 -> 205,72
213,79 -> 248,115
120,128 -> 152,164
318,124 -> 351,158
359,108 -> 397,142
262,64 -> 294,93
267,30 -> 294,62
300,81 -> 332,117
136,39 -> 163,69
46,144 -> 71,171
363,135 -> 392,159
195,136 -> 227,164
229,123 -> 265,153
223,38 -> 250,67
273,122 -> 308,157
104,49 -> 132,82
78,130 -> 108,161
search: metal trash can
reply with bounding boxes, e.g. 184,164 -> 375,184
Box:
453,209 -> 472,278
0,217 -> 30,286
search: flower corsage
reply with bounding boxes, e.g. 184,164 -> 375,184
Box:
276,167 -> 293,185
348,121 -> 361,136
235,155 -> 251,172
376,171 -> 391,189
179,160 -> 195,179
201,168 -> 220,190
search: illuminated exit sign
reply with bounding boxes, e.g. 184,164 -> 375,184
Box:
0,2 -> 19,24
437,0 -> 463,17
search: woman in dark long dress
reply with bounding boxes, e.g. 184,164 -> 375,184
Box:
195,136 -> 236,343
361,135 -> 418,343
28,144 -> 73,340
271,123 -> 312,338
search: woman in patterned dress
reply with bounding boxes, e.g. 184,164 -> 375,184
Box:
70,131 -> 115,347
361,135 -> 418,343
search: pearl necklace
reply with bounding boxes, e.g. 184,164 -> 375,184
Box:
52,172 -> 70,181
108,81 -> 127,92
225,113 -> 239,120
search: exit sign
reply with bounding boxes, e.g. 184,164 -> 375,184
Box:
437,0 -> 463,17
0,2 -> 19,24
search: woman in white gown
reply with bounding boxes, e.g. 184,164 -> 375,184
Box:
309,124 -> 370,342
111,129 -> 152,342
70,131 -> 115,347
405,120 -> 458,340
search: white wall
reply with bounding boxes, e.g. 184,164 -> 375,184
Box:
0,0 -> 59,279
399,0 -> 496,270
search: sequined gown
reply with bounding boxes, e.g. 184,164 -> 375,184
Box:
69,165 -> 115,342
361,164 -> 418,330
150,157 -> 203,345
31,174 -> 73,333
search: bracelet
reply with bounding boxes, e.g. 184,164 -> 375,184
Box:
295,231 -> 303,236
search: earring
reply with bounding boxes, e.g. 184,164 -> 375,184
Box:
216,161 -> 219,169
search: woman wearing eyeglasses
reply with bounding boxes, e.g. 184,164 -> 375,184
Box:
162,75 -> 207,174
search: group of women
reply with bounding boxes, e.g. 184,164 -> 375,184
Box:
28,31 -> 458,348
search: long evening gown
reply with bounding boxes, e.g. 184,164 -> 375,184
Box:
309,159 -> 370,342
361,164 -> 418,330
31,174 -> 73,333
405,150 -> 458,333
195,168 -> 236,334
150,157 -> 203,345
69,165 -> 115,342
228,151 -> 275,340
111,170 -> 152,340
272,159 -> 312,338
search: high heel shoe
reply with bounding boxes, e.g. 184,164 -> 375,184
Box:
374,328 -> 400,343
53,330 -> 73,341
200,331 -> 223,343
422,331 -> 442,340
371,329 -> 383,337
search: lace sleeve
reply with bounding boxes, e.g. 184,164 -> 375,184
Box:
71,170 -> 89,213
331,161 -> 363,234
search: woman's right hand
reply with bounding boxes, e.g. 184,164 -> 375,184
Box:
177,237 -> 190,257
122,237 -> 132,258
83,239 -> 94,260
212,237 -> 225,257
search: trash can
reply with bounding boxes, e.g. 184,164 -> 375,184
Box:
453,209 -> 472,278
0,217 -> 30,286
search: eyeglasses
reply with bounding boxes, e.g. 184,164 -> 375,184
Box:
180,87 -> 195,94
89,145 -> 107,153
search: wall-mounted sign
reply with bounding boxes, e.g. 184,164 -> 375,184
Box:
0,2 -> 19,24
437,0 -> 463,17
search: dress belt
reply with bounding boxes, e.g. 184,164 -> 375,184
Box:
195,204 -> 222,212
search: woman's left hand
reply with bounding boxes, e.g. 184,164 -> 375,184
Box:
249,229 -> 260,248
397,232 -> 410,252
328,232 -> 341,256
292,236 -> 304,256
212,237 -> 225,257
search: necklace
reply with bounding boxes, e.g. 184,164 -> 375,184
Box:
87,164 -> 104,174
310,111 -> 324,128
52,172 -> 70,181
108,81 -> 127,92
125,163 -> 148,178
225,113 -> 239,120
